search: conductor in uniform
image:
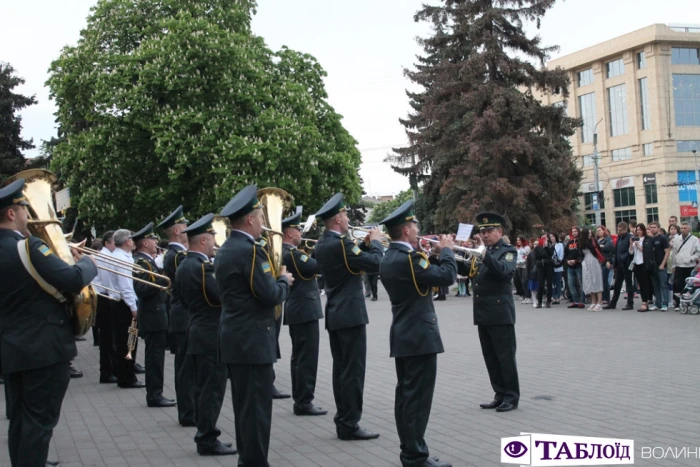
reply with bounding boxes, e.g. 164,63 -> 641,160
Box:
215,185 -> 293,466
159,206 -> 196,425
176,214 -> 237,456
281,211 -> 327,416
314,193 -> 384,440
378,200 -> 457,467
459,212 -> 520,413
132,223 -> 176,408
0,179 -> 98,467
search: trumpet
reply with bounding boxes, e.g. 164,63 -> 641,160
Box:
347,225 -> 391,248
125,317 -> 138,360
419,236 -> 487,261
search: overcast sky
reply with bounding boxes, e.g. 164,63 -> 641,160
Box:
1,0 -> 697,196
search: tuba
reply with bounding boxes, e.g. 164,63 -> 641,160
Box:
212,216 -> 231,252
4,169 -> 98,336
257,187 -> 294,319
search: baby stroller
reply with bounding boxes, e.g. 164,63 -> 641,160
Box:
677,265 -> 700,315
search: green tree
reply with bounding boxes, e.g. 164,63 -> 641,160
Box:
367,190 -> 414,224
0,63 -> 36,182
47,0 -> 362,231
391,0 -> 582,235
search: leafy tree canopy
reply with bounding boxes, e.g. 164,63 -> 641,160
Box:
0,63 -> 36,182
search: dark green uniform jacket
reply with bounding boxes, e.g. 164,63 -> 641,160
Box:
133,252 -> 170,333
282,243 -> 323,326
164,244 -> 188,333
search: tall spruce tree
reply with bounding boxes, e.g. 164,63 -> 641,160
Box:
391,0 -> 582,235
0,63 -> 36,182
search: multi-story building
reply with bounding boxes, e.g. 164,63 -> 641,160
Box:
539,23 -> 700,228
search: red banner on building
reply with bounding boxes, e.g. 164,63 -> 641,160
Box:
681,205 -> 698,217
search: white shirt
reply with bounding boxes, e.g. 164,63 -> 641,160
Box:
188,251 -> 210,262
391,241 -> 413,250
110,247 -> 139,312
632,239 -> 645,265
93,247 -> 115,295
231,229 -> 255,242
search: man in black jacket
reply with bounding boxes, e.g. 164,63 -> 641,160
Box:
0,178 -> 98,467
215,185 -> 293,466
603,222 -> 635,310
281,211 -> 327,416
314,193 -> 384,440
177,214 -> 236,456
132,223 -> 176,408
379,200 -> 456,467
159,206 -> 196,425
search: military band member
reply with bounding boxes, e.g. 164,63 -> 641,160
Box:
177,214 -> 237,456
215,185 -> 293,466
281,211 -> 327,416
159,206 -> 196,425
378,200 -> 456,467
459,212 -> 520,413
93,230 -> 118,384
0,179 -> 98,467
132,223 -> 176,408
314,193 -> 384,440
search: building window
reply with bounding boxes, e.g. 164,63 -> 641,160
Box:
614,187 -> 635,207
578,93 -> 596,143
643,143 -> 653,155
639,78 -> 651,130
637,52 -> 646,69
612,147 -> 632,161
677,170 -> 698,203
608,84 -> 628,136
585,212 -> 606,227
673,75 -> 700,126
584,191 -> 605,210
645,184 -> 658,204
671,47 -> 700,65
578,69 -> 594,87
677,140 -> 700,152
582,155 -> 594,167
615,209 -> 637,225
646,207 -> 659,224
606,59 -> 624,78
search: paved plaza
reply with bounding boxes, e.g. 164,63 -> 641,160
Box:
1,287 -> 699,466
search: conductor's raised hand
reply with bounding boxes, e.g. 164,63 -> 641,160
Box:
279,265 -> 295,285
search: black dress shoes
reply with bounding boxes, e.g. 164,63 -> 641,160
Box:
118,381 -> 146,389
197,441 -> 238,456
180,420 -> 196,427
272,386 -> 291,399
496,401 -> 518,412
422,457 -> 452,467
479,400 -> 502,409
622,305 -> 634,310
99,375 -> 118,384
133,363 -> 146,374
69,367 -> 83,378
293,404 -> 328,416
371,296 -> 378,301
338,427 -> 380,441
602,304 -> 615,309
147,396 -> 177,408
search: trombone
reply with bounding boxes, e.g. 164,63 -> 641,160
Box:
90,282 -> 121,301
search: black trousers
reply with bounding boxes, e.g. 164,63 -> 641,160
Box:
172,332 -> 195,424
364,274 -> 378,298
6,360 -> 70,467
674,266 -> 695,307
634,264 -> 653,303
96,295 -> 116,378
289,320 -> 320,409
192,354 -> 227,447
478,325 -> 519,405
228,363 -> 273,467
272,316 -> 283,386
536,265 -> 553,304
395,354 -> 437,467
111,300 -> 137,386
142,330 -> 167,403
610,264 -> 635,307
328,325 -> 367,436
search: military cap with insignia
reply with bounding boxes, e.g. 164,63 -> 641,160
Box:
158,205 -> 189,230
182,213 -> 216,238
220,184 -> 262,220
379,199 -> 418,228
315,193 -> 346,220
282,211 -> 303,230
0,179 -> 30,210
131,222 -> 159,242
475,212 -> 507,230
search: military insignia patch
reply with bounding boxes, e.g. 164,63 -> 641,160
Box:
38,245 -> 52,256
505,252 -> 515,262
419,258 -> 429,269
351,246 -> 361,255
258,239 -> 268,248
300,254 -> 309,263
261,261 -> 272,274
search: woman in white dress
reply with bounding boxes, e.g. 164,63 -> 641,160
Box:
579,227 -> 605,311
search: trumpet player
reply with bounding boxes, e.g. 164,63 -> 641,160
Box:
132,223 -> 176,408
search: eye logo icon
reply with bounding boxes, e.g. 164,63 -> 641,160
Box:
504,441 -> 528,458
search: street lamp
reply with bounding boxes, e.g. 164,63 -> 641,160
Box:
591,119 -> 604,227
693,146 -> 698,225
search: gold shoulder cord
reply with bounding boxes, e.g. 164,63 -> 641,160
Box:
250,244 -> 276,298
174,250 -> 186,268
201,263 -> 220,307
139,258 -> 156,282
469,257 -> 479,278
408,252 -> 429,297
290,251 -> 313,281
341,238 -> 362,276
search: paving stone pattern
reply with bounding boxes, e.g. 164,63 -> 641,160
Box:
1,288 -> 699,466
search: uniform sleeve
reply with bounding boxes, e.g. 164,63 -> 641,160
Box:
289,249 -> 321,278
246,244 -> 290,307
28,237 -> 98,294
202,262 -> 221,307
412,248 -> 457,287
483,247 -> 517,280
343,237 -> 383,273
